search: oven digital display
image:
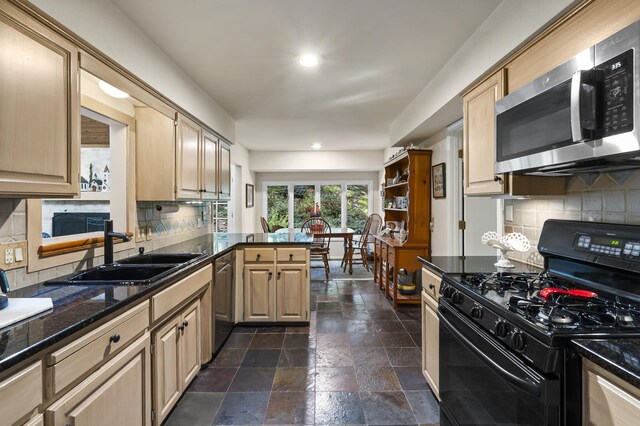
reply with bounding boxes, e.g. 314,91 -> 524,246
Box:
592,236 -> 621,247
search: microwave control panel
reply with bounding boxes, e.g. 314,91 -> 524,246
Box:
574,233 -> 640,258
601,49 -> 634,137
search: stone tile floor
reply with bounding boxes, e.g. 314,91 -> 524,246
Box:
164,279 -> 439,425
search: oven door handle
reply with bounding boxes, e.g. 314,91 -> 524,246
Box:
571,69 -> 601,142
439,308 -> 541,397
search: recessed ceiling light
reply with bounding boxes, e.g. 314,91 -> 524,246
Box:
297,53 -> 320,68
311,143 -> 322,150
98,80 -> 129,99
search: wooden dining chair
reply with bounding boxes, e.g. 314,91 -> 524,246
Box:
301,217 -> 331,279
343,213 -> 383,272
260,217 -> 271,233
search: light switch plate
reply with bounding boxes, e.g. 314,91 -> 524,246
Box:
145,223 -> 153,241
505,205 -> 514,222
135,225 -> 146,243
0,240 -> 27,270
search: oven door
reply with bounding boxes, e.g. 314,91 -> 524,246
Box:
439,300 -> 561,426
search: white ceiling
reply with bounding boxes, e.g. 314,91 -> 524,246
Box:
110,0 -> 501,151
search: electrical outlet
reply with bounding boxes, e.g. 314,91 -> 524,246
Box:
146,223 -> 153,241
5,249 -> 13,264
0,240 -> 27,270
135,225 -> 146,243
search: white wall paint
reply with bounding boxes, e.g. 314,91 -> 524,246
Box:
250,150 -> 384,172
31,0 -> 236,141
419,131 -> 449,256
230,143 -> 256,233
390,0 -> 577,144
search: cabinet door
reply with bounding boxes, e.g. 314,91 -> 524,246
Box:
180,300 -> 201,390
422,292 -> 440,400
153,317 -> 181,423
135,107 -> 176,201
276,264 -> 307,322
218,142 -> 231,199
46,333 -> 151,426
215,262 -> 234,322
176,114 -> 201,199
0,2 -> 79,197
244,265 -> 275,322
201,132 -> 218,200
463,69 -> 505,195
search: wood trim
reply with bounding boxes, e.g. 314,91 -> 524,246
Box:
0,361 -> 42,426
38,232 -> 133,258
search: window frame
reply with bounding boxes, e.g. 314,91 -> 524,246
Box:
262,180 -> 373,230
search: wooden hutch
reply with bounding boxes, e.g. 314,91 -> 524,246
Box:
374,149 -> 432,308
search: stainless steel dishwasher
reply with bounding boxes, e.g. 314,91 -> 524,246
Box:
213,250 -> 235,353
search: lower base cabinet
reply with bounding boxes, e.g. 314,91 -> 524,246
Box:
45,333 -> 152,426
583,359 -> 640,425
153,299 -> 201,425
421,288 -> 440,400
276,264 -> 308,322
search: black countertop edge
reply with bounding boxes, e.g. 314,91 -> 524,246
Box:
418,256 -> 542,275
573,339 -> 640,387
0,232 -> 312,372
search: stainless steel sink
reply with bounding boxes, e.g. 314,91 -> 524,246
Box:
117,253 -> 204,265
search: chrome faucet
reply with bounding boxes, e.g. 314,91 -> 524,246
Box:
104,220 -> 129,265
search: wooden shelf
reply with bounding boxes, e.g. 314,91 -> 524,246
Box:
384,182 -> 408,189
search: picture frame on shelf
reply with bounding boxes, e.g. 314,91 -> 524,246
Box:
246,184 -> 254,208
432,162 -> 446,199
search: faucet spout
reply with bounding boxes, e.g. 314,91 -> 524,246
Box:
104,220 -> 130,265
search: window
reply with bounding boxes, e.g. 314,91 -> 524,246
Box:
264,181 -> 372,231
212,201 -> 228,233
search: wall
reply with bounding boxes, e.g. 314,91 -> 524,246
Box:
389,0 -> 577,145
30,0 -> 236,141
250,150 -> 384,173
231,142 -> 256,233
504,171 -> 640,267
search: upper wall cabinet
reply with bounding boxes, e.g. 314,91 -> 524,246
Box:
176,114 -> 202,199
218,141 -> 231,199
201,131 -> 218,200
0,1 -> 79,197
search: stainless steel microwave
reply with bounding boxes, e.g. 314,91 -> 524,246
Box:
495,20 -> 640,175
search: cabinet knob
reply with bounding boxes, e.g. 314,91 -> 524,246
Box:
428,284 -> 435,290
178,325 -> 185,332
256,254 -> 261,261
289,254 -> 294,261
183,320 -> 189,328
268,272 -> 273,280
494,175 -> 503,183
109,334 -> 121,343
277,272 -> 281,280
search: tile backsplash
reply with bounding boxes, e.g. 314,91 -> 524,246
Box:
0,200 -> 213,290
504,170 -> 640,267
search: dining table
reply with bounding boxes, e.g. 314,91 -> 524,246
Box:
275,227 -> 357,274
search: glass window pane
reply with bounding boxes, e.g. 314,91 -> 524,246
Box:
293,185 -> 315,229
320,185 -> 341,228
267,185 -> 289,230
347,184 -> 368,231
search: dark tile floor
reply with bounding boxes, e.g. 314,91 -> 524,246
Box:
164,278 -> 439,426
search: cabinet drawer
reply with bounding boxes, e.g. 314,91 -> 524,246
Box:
244,248 -> 275,263
0,362 -> 42,426
23,414 -> 44,426
276,248 -> 307,262
152,264 -> 212,322
421,268 -> 441,301
46,301 -> 149,396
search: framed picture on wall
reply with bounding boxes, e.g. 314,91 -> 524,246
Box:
432,163 -> 446,199
246,184 -> 254,208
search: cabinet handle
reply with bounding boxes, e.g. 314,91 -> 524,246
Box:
494,175 -> 503,183
277,272 -> 281,280
268,272 -> 273,280
256,253 -> 261,261
183,320 -> 189,328
109,334 -> 121,343
289,254 -> 294,261
178,325 -> 185,332
428,284 -> 435,289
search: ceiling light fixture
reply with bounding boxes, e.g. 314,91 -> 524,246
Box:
311,143 -> 322,150
297,53 -> 320,68
98,80 -> 129,99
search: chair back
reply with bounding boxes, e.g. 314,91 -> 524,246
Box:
260,217 -> 271,233
364,213 -> 383,244
301,217 -> 331,247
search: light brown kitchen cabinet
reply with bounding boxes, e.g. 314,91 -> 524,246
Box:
46,333 -> 151,426
421,267 -> 440,400
152,299 -> 201,425
244,264 -> 275,322
463,70 -> 565,197
276,264 -> 308,322
23,414 -> 43,426
582,359 -> 640,426
0,361 -> 42,426
135,106 -> 176,201
218,141 -> 231,199
176,114 -> 202,199
202,131 -> 218,200
0,1 -> 79,197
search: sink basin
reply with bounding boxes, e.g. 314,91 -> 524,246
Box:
118,253 -> 204,265
47,264 -> 177,285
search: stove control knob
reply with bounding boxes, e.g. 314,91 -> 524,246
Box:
495,320 -> 509,340
443,285 -> 455,299
471,306 -> 483,319
452,291 -> 464,305
512,331 -> 527,353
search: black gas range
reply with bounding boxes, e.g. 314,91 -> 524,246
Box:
438,220 -> 640,426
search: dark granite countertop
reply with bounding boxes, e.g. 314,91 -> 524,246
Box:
573,339 -> 640,387
0,232 -> 311,372
418,256 -> 542,275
